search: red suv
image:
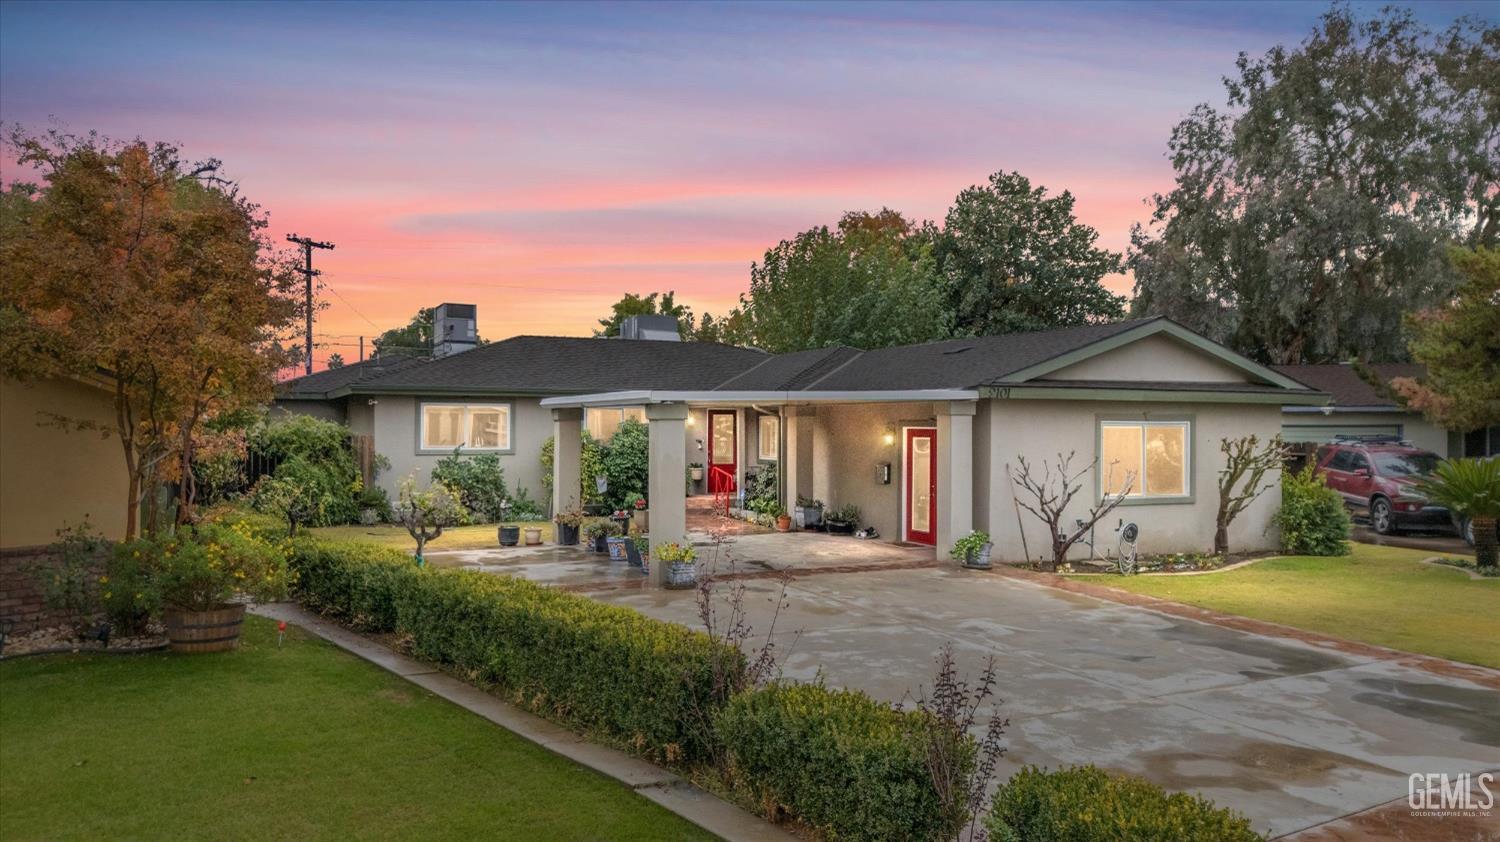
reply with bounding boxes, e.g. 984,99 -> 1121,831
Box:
1313,438 -> 1449,535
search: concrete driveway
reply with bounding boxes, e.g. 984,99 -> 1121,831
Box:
586,559 -> 1499,839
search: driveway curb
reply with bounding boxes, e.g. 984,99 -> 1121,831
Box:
986,566 -> 1500,690
249,603 -> 794,842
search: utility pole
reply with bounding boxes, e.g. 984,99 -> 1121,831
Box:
286,233 -> 335,375
359,336 -> 365,362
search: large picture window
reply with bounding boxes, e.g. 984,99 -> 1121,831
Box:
585,406 -> 646,442
421,403 -> 511,451
1099,420 -> 1190,499
758,414 -> 779,461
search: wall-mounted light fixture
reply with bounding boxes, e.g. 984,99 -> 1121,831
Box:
882,430 -> 895,446
686,413 -> 696,427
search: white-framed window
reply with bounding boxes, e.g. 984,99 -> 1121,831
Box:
1099,420 -> 1190,499
758,414 -> 779,461
585,406 -> 646,442
421,403 -> 511,451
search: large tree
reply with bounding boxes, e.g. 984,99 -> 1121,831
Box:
1130,6 -> 1498,364
730,209 -> 951,353
1390,247 -> 1500,432
933,171 -> 1125,336
1,128 -> 300,536
594,290 -> 695,338
372,308 -> 433,356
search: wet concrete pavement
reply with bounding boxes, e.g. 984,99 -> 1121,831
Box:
427,535 -> 1498,838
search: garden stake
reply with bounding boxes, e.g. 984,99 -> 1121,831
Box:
277,620 -> 287,648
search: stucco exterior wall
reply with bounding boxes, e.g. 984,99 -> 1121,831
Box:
271,398 -> 347,424
1049,334 -> 1251,383
1280,410 -> 1450,456
811,401 -> 935,541
2,376 -> 131,547
370,395 -> 553,502
982,398 -> 1284,561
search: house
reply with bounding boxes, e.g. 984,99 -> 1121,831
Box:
279,308 -> 1331,578
1273,363 -> 1498,458
1,372 -> 130,548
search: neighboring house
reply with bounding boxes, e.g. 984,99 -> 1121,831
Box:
279,309 -> 1331,569
1,373 -> 130,548
1273,363 -> 1498,458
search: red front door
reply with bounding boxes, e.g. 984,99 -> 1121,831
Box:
905,428 -> 937,545
708,411 -> 737,493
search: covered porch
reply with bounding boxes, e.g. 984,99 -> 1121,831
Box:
541,390 -> 978,586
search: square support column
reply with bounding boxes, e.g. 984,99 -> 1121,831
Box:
936,400 -> 977,560
645,402 -> 689,587
551,408 -> 583,517
784,406 -> 815,511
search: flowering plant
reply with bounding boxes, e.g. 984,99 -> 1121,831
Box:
653,541 -> 697,564
115,521 -> 291,613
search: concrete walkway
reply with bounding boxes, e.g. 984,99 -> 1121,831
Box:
586,562 -> 1500,840
250,603 -> 793,842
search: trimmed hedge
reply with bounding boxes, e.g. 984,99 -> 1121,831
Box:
288,539 -> 743,763
717,682 -> 971,842
984,765 -> 1265,841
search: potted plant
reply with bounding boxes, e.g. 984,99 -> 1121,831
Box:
555,508 -> 585,545
585,519 -> 620,553
357,485 -> 389,526
824,504 -> 860,535
626,493 -> 649,532
775,509 -> 792,532
689,462 -> 704,482
794,495 -> 824,529
952,530 -> 994,570
132,521 -> 290,653
498,521 -> 520,546
524,526 -> 543,545
624,527 -> 648,569
655,540 -> 698,589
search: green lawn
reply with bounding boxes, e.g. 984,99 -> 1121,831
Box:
0,616 -> 714,841
311,521 -> 553,552
1067,543 -> 1499,670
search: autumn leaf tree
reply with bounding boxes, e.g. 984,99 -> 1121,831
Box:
0,128 -> 301,537
1390,247 -> 1500,433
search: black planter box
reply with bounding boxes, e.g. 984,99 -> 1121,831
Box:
558,523 -> 580,545
826,522 -> 854,535
498,525 -> 520,546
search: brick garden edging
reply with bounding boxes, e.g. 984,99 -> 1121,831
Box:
0,544 -> 104,632
987,564 -> 1500,691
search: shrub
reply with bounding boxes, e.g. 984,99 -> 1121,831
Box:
102,543 -> 159,635
506,486 -> 546,520
248,415 -> 361,524
984,765 -> 1264,841
32,522 -> 108,634
252,456 -> 344,535
745,462 -> 780,515
119,521 -> 292,613
1273,466 -> 1351,556
431,448 -> 508,522
600,419 -> 649,509
288,539 -> 744,763
717,682 -> 969,842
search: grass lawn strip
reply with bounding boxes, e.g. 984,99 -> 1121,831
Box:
1062,542 -> 1498,671
0,615 -> 716,842
311,521 -> 553,551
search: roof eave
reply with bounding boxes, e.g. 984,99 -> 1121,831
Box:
540,389 -> 981,408
982,384 -> 1330,405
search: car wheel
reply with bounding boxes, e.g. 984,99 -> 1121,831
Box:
1370,498 -> 1396,535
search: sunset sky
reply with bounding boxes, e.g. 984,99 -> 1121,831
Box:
1,1 -> 1488,367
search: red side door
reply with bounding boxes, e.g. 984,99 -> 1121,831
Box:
707,410 -> 737,493
904,428 -> 937,545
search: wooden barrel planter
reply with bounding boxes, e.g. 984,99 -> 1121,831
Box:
164,603 -> 246,653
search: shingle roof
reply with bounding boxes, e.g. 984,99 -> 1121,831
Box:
280,336 -> 768,397
1271,363 -> 1424,408
277,355 -> 428,399
805,318 -> 1157,391
280,316 -> 1291,400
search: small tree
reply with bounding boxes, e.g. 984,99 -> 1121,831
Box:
393,474 -> 466,561
1214,434 -> 1284,555
1418,458 -> 1499,569
1009,452 -> 1135,571
251,459 -> 330,536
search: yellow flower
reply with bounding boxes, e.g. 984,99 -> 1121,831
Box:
98,575 -> 109,584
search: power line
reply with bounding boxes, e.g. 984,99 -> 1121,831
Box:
287,234 -> 336,376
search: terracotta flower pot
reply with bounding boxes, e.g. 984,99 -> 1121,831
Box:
776,514 -> 792,532
524,527 -> 542,545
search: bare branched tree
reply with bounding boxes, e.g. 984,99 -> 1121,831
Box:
913,643 -> 1009,841
1214,434 -> 1284,555
1008,451 -> 1135,571
683,527 -> 799,771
